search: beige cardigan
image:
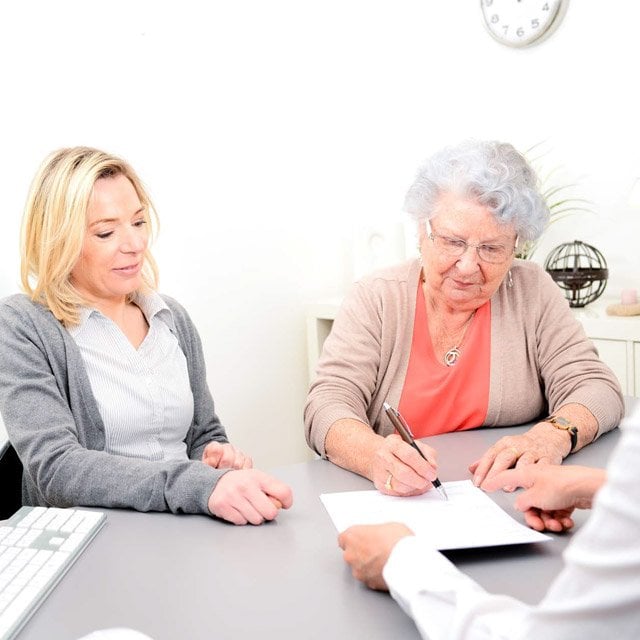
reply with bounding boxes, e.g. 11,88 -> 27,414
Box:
304,259 -> 624,457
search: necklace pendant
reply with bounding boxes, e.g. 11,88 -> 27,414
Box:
444,347 -> 461,367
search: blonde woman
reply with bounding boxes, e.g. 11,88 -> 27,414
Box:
0,147 -> 292,525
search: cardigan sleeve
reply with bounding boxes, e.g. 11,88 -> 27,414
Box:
304,280 -> 385,457
0,296 -> 227,515
533,269 -> 624,435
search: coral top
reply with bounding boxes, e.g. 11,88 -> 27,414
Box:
398,284 -> 491,438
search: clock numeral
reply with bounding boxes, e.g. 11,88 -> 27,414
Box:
482,0 -> 562,46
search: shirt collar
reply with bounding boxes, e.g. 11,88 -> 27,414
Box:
68,291 -> 175,336
131,291 -> 174,330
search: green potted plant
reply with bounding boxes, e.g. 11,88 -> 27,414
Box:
516,144 -> 594,259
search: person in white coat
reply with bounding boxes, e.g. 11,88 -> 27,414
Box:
338,421 -> 640,639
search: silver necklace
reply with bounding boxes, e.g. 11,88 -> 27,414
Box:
443,313 -> 475,367
422,274 -> 476,367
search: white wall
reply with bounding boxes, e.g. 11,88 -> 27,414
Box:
1,1 -> 639,461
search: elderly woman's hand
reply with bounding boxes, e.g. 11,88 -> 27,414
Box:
468,423 -> 569,488
371,434 -> 439,496
202,442 -> 253,470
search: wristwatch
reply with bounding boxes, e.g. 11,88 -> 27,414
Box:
545,415 -> 578,453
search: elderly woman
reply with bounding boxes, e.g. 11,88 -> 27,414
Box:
304,140 -> 623,496
0,146 -> 292,525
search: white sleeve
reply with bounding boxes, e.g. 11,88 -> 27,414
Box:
524,422 -> 640,639
383,423 -> 640,640
383,536 -> 531,640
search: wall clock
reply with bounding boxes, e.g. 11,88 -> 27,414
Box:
480,0 -> 568,48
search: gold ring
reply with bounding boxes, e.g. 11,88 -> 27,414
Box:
508,446 -> 519,458
384,473 -> 393,491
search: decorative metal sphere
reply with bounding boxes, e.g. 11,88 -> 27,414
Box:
544,240 -> 608,307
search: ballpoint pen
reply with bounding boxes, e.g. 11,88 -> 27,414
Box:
383,401 -> 448,500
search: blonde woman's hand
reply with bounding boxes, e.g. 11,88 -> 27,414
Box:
202,441 -> 253,470
207,469 -> 293,525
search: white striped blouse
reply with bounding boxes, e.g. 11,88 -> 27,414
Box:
68,292 -> 195,462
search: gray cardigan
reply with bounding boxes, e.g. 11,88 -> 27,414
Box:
0,293 -> 229,514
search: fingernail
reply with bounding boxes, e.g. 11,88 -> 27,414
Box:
473,475 -> 480,486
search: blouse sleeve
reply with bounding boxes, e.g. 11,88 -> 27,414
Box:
161,295 -> 230,461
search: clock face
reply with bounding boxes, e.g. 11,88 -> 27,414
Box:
480,0 -> 565,48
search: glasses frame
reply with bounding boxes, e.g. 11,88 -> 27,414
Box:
425,220 -> 518,265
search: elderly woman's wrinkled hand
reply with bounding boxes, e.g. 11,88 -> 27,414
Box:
371,434 -> 438,497
338,522 -> 414,591
468,427 -> 566,488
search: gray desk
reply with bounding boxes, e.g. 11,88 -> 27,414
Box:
18,425 -> 621,640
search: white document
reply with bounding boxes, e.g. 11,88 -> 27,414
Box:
321,480 -> 550,550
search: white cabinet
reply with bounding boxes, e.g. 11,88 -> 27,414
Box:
572,300 -> 640,397
591,338 -> 628,393
636,343 -> 640,397
305,301 -> 341,382
306,297 -> 640,396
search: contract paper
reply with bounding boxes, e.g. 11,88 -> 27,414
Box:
321,480 -> 550,550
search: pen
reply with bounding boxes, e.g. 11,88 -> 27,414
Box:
383,401 -> 448,500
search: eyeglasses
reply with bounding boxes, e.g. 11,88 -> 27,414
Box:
426,221 -> 517,265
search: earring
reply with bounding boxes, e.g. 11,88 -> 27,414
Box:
507,270 -> 514,288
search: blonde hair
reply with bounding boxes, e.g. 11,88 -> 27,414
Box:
21,146 -> 159,326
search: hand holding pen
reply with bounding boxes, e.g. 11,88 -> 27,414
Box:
382,402 -> 448,500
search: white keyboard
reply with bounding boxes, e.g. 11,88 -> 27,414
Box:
0,506 -> 106,640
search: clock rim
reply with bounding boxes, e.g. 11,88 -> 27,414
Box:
480,0 -> 569,49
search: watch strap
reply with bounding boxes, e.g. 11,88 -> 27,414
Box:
545,415 -> 578,453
